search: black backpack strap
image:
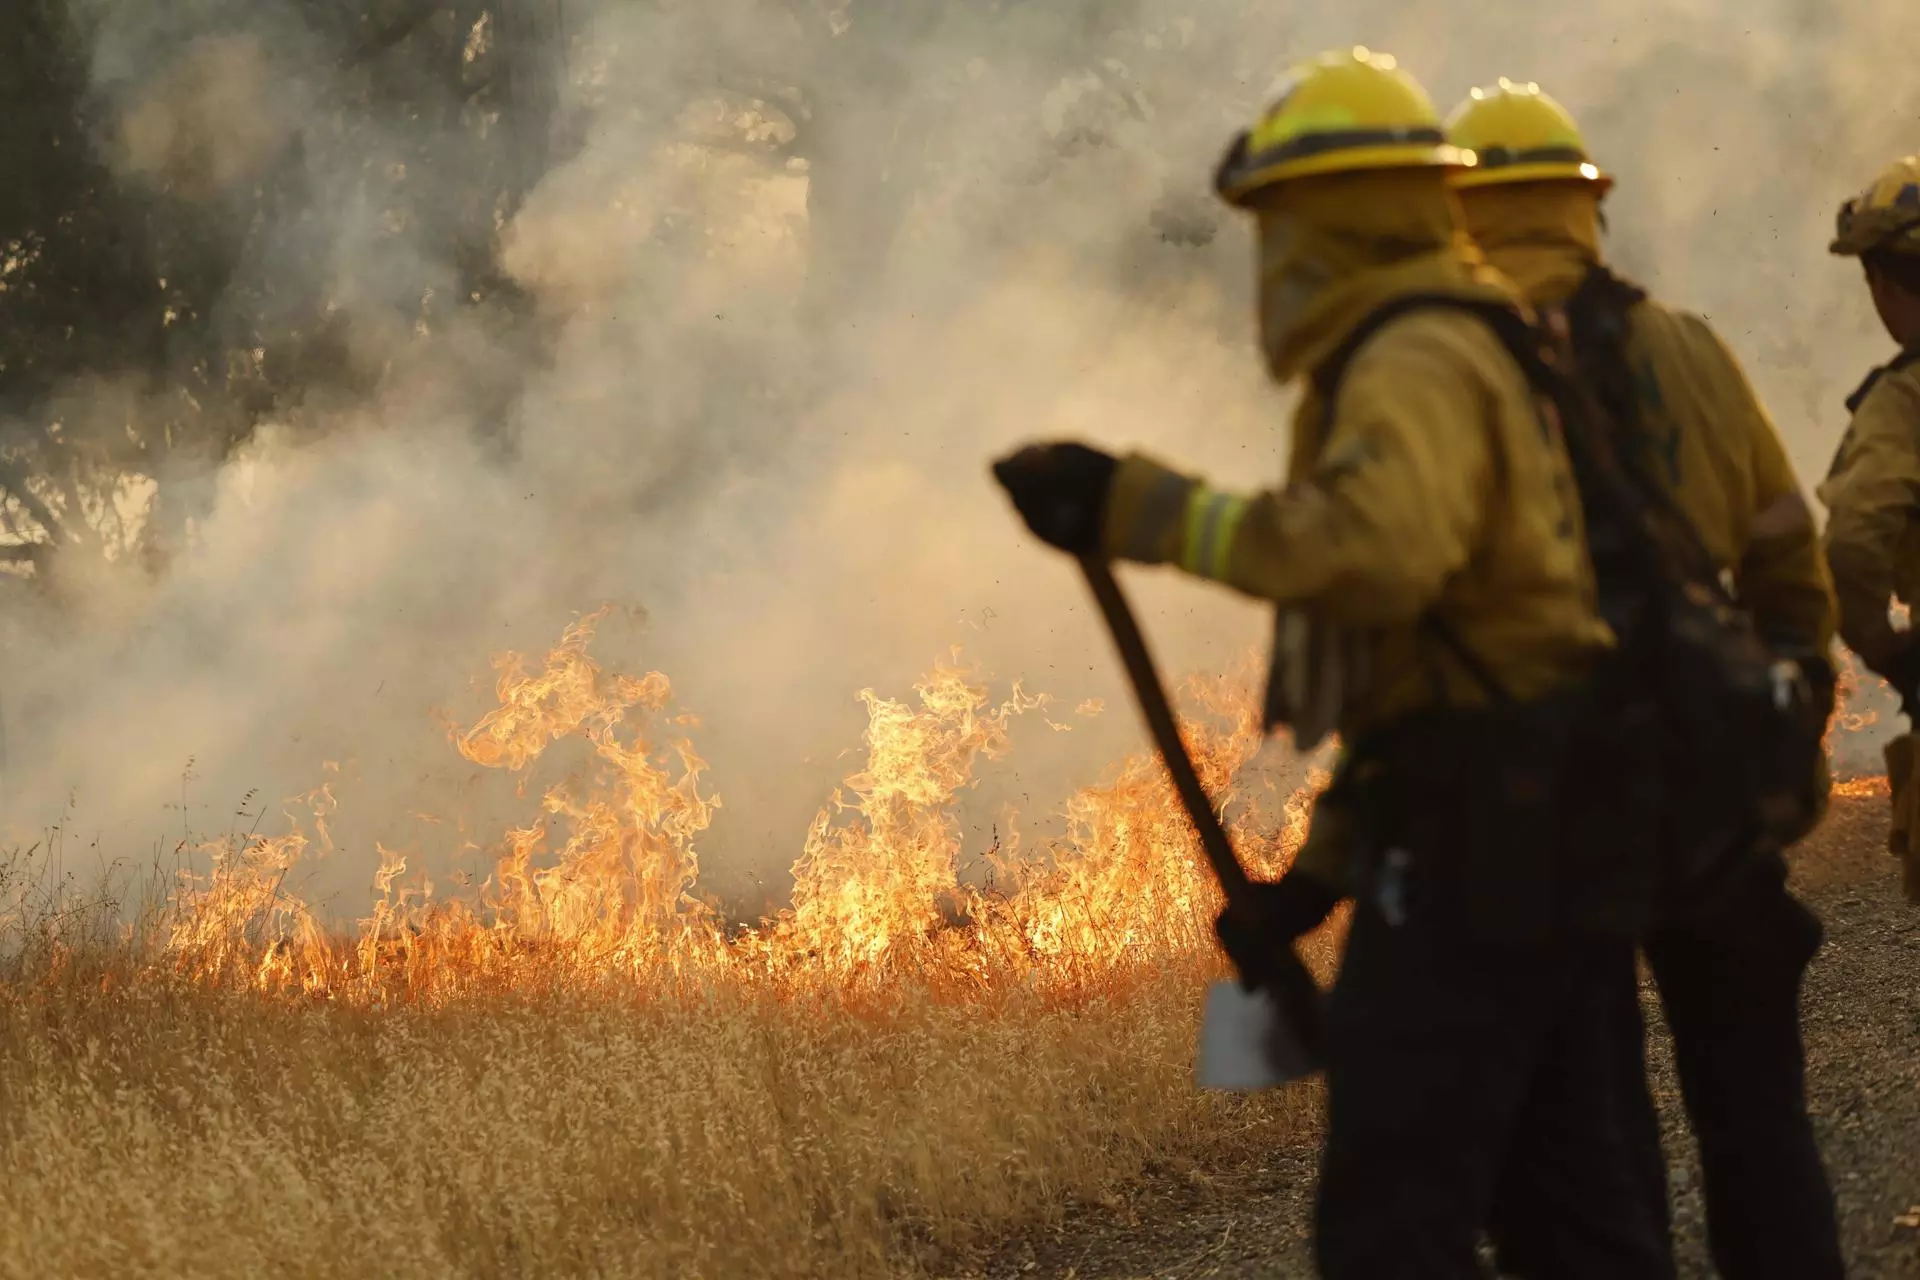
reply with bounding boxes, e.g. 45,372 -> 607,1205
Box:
1563,265 -> 1650,432
1564,265 -> 1649,340
1316,284 -> 1734,674
1830,345 -> 1920,482
1846,344 -> 1920,415
1847,369 -> 1887,417
1309,292 -> 1538,709
1546,269 -> 1735,593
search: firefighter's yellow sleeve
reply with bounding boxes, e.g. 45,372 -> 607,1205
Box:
1103,326 -> 1488,623
1818,370 -> 1920,673
1692,320 -> 1835,653
1739,420 -> 1835,652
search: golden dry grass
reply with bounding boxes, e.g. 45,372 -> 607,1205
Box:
0,614 -> 1887,1277
0,932 -> 1321,1278
0,619 -> 1324,1278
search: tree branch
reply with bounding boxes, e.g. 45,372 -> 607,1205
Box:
51,466 -> 91,547
0,458 -> 67,546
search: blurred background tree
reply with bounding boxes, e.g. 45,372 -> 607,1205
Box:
0,0 -> 1239,598
0,0 -> 569,594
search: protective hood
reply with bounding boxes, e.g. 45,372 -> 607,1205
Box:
1455,181 -> 1604,306
1255,168 -> 1510,383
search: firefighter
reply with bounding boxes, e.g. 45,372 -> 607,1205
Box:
993,48 -> 1673,1279
1444,79 -> 1845,1280
1820,153 -> 1920,907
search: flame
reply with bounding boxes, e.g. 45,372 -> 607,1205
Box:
1826,651 -> 1882,750
986,666 -> 1319,974
1831,775 -> 1891,799
144,617 -> 1912,1004
148,614 -> 1316,1006
1826,647 -> 1893,794
780,656 -> 1040,974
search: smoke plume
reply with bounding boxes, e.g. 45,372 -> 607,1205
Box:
2,0 -> 1912,907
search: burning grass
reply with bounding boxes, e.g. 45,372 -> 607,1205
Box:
0,612 -> 1326,1278
2,614 -> 1892,1276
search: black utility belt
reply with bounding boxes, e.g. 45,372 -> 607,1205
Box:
1343,691 -> 1665,946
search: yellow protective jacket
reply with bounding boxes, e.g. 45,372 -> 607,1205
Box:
1817,349 -> 1920,675
1820,347 -> 1920,909
1821,352 -> 1920,902
1461,183 -> 1836,658
1101,172 -> 1611,884
1107,305 -> 1606,710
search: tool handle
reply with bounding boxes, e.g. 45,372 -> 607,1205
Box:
1078,555 -> 1254,908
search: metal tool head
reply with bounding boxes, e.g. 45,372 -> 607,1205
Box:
1196,980 -> 1318,1090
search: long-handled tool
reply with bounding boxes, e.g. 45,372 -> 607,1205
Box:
1075,555 -> 1321,1088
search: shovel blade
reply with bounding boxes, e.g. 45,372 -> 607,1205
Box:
1196,980 -> 1317,1091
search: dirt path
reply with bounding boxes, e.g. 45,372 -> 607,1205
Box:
972,794 -> 1920,1279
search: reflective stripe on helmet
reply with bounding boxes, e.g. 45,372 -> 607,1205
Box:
1216,126 -> 1459,200
1472,144 -> 1590,171
1250,125 -> 1447,169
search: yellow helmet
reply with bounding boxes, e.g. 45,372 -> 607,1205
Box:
1444,79 -> 1611,192
1215,47 -> 1472,207
1830,155 -> 1920,257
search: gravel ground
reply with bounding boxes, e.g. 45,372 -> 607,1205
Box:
965,794 -> 1920,1279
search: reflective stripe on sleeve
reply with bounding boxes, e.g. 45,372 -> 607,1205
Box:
1180,487 -> 1250,582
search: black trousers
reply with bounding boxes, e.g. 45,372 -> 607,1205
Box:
1488,954 -> 1671,1280
1645,856 -> 1842,1280
1314,890 -> 1675,1280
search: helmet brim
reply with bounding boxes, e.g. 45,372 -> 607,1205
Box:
1832,215 -> 1920,258
1451,160 -> 1613,193
1220,143 -> 1473,207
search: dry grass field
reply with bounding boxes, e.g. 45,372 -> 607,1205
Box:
5,617 -> 1900,1279
0,614 -> 1326,1279
0,955 -> 1323,1277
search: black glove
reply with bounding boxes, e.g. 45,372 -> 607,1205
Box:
1214,876 -> 1338,1065
1213,875 -> 1339,990
990,443 -> 1118,555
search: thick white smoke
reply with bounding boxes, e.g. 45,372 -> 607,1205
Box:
1,0 -> 1912,908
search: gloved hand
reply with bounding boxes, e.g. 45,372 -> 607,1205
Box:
1214,876 -> 1339,1064
990,442 -> 1119,555
1213,874 -> 1339,990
